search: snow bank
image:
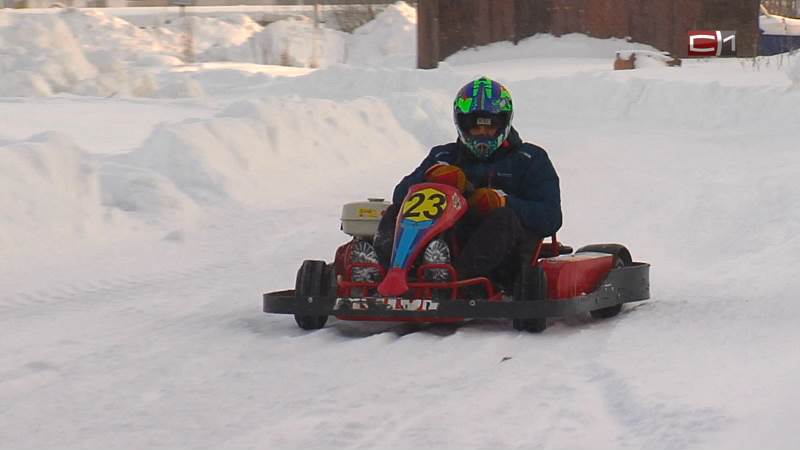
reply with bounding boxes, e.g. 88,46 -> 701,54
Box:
161,14 -> 261,54
513,74 -> 800,129
155,13 -> 345,69
12,3 -> 800,100
786,52 -> 800,86
0,133 -> 101,235
346,1 -> 416,67
5,5 -> 800,251
0,130 -> 202,251
0,4 -> 415,98
249,58 -> 800,134
114,96 -> 421,207
233,17 -> 347,68
0,133 -> 111,250
0,93 -> 424,251
0,12 -> 97,96
0,9 -> 189,97
0,9 -> 300,97
6,57 -> 800,252
445,33 -> 659,65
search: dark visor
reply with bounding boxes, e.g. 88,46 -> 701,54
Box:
457,112 -> 509,131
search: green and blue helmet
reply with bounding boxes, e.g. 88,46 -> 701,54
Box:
453,76 -> 514,160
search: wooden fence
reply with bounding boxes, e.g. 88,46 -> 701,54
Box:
419,0 -> 761,68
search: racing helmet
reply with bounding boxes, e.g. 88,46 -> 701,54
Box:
453,76 -> 514,160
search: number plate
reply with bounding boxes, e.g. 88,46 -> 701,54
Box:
334,298 -> 440,312
401,188 -> 447,222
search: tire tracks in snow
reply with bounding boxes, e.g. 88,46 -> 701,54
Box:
0,260 -> 239,319
572,306 -> 729,450
0,206 -> 337,427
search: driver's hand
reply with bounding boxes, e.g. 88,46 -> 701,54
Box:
424,162 -> 467,192
469,188 -> 507,216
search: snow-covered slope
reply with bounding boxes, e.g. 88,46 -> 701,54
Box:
0,3 -> 416,97
346,1 -> 416,67
3,4 -> 800,450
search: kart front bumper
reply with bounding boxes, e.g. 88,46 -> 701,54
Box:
263,263 -> 650,320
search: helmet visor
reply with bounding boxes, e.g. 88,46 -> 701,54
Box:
457,112 -> 509,139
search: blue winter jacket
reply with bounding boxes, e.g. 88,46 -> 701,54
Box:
392,128 -> 562,237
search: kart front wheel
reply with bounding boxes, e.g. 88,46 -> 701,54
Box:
294,260 -> 332,330
512,265 -> 548,333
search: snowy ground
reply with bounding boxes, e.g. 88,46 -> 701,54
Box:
3,3 -> 800,450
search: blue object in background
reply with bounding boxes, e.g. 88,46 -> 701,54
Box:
760,31 -> 800,55
759,6 -> 800,56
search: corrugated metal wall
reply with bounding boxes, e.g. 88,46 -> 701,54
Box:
419,0 -> 760,68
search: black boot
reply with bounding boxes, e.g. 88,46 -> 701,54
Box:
373,203 -> 399,269
453,207 -> 527,280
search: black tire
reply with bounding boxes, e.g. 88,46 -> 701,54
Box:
576,244 -> 631,319
512,265 -> 548,333
575,244 -> 632,266
294,260 -> 332,330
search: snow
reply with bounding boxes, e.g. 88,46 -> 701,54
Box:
234,16 -> 347,67
0,97 -> 214,153
346,1 -> 416,67
614,49 -> 680,69
788,53 -> 800,86
4,3 -> 800,449
0,4 -> 413,96
445,33 -> 659,63
761,9 -> 800,35
0,12 -> 97,96
161,14 -> 262,55
6,4 -> 379,27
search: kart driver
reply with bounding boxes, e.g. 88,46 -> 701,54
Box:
373,76 -> 562,284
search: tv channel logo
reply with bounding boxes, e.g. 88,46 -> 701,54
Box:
688,30 -> 737,57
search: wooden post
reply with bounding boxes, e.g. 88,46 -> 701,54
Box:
310,2 -> 320,68
181,5 -> 194,63
417,0 -> 440,69
170,0 -> 194,62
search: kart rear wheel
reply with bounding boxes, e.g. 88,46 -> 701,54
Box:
576,244 -> 632,320
294,260 -> 333,330
512,265 -> 548,333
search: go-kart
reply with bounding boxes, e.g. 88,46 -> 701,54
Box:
262,182 -> 650,333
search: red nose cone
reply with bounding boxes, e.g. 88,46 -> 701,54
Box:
377,268 -> 409,297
